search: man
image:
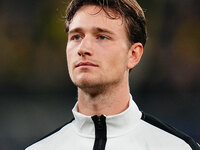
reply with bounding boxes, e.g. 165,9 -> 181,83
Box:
26,0 -> 199,149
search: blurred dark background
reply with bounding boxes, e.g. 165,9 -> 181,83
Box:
0,0 -> 199,149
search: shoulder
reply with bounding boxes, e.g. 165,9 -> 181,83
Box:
138,112 -> 200,150
25,118 -> 74,150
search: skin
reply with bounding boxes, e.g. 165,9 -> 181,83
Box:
66,5 -> 143,116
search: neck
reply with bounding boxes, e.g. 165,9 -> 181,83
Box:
77,77 -> 130,116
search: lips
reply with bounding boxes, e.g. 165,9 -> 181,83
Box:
75,62 -> 98,68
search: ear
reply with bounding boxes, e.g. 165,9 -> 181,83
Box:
127,43 -> 143,69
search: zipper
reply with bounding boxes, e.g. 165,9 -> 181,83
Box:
92,115 -> 107,150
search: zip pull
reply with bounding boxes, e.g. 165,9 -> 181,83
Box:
97,116 -> 103,129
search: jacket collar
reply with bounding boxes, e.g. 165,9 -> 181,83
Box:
72,95 -> 142,138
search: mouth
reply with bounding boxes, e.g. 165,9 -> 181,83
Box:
75,62 -> 99,68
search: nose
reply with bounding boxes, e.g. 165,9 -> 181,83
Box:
78,36 -> 93,57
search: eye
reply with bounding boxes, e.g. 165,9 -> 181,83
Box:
71,35 -> 82,41
97,35 -> 109,40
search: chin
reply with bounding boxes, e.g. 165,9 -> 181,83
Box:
74,78 -> 97,88
75,78 -> 106,92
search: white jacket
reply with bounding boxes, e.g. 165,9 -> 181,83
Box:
26,95 -> 199,150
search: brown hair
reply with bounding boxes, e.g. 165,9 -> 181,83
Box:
65,0 -> 147,47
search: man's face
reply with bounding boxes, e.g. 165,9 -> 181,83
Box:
66,5 -> 132,90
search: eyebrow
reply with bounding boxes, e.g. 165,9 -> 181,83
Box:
68,27 -> 115,35
68,28 -> 83,34
94,27 -> 115,35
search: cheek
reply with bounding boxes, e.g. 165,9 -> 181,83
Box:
102,53 -> 124,73
66,47 -> 73,70
66,42 -> 79,59
106,48 -> 127,65
66,50 -> 75,81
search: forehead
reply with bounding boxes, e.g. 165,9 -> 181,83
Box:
68,5 -> 125,32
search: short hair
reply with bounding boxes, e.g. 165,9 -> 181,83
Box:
65,0 -> 147,47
